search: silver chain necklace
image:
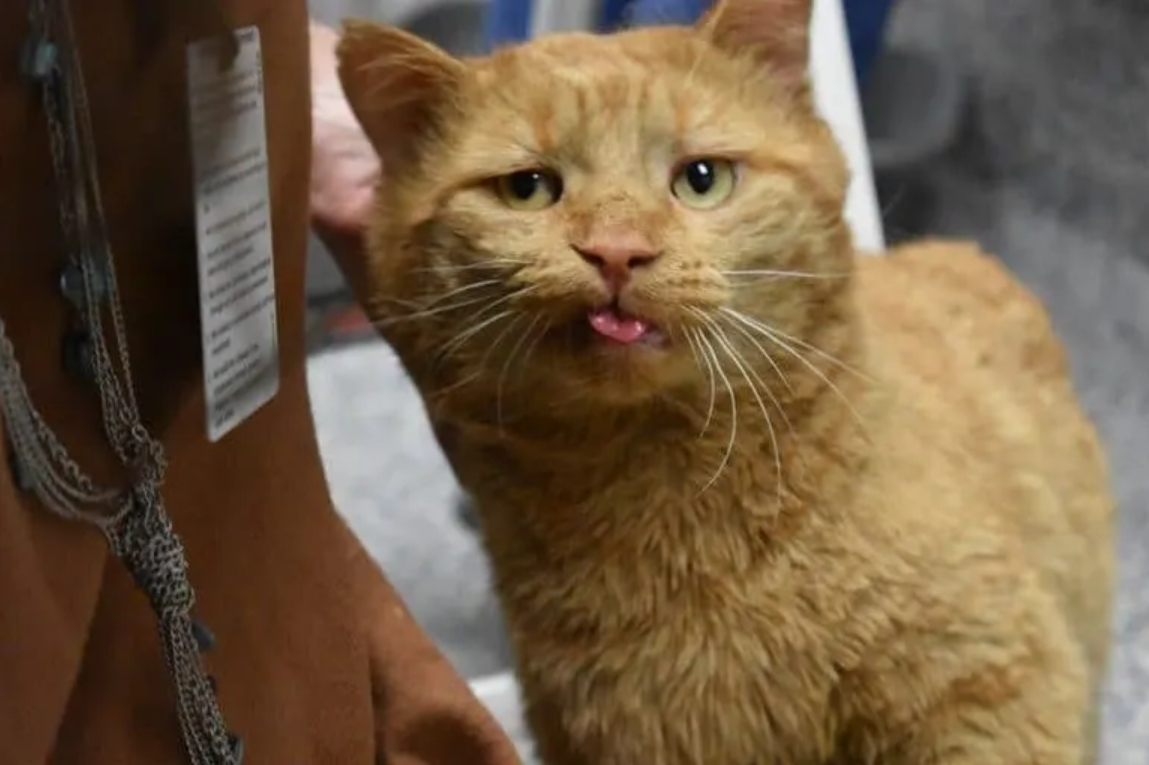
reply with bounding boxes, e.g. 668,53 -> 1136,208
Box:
1,1 -> 242,762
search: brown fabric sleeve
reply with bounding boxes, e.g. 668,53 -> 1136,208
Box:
0,424 -> 109,764
303,14 -> 522,763
340,531 -> 523,765
1,1 -> 524,762
305,16 -> 522,762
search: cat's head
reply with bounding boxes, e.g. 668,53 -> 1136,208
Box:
338,0 -> 853,411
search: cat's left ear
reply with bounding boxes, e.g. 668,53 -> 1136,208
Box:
336,20 -> 466,172
696,0 -> 812,98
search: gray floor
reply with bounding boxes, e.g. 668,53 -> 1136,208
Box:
306,0 -> 1149,761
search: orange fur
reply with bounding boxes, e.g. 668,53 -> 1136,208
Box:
338,2 -> 1113,763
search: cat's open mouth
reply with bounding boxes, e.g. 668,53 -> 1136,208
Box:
586,302 -> 667,348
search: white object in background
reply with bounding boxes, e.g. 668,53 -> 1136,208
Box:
470,673 -> 535,756
529,0 -> 600,37
529,0 -> 886,254
807,0 -> 885,253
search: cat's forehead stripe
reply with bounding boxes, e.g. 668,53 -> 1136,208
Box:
456,30 -> 798,178
495,47 -> 688,161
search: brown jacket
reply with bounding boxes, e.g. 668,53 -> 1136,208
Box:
0,2 -> 520,763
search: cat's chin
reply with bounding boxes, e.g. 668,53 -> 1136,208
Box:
584,303 -> 669,349
548,311 -> 675,366
530,322 -> 695,407
447,304 -> 694,409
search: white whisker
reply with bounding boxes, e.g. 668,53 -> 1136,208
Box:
496,313 -> 543,431
725,307 -> 872,383
384,277 -> 501,315
687,327 -> 718,439
376,291 -> 499,327
483,313 -> 528,364
518,318 -> 552,372
780,329 -> 874,384
423,278 -> 504,306
434,284 -> 541,360
383,280 -> 539,331
721,269 -> 848,281
718,310 -> 796,395
436,309 -> 516,362
693,329 -> 738,496
682,325 -> 703,369
700,314 -> 785,502
414,259 -> 527,276
433,314 -> 525,400
725,309 -> 867,430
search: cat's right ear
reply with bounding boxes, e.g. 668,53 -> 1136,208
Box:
336,20 -> 466,172
696,0 -> 812,100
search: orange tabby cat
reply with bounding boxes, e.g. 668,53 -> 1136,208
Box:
336,1 -> 1114,762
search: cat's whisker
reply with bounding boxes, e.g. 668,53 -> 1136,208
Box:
771,325 -> 874,384
413,258 -> 528,276
692,308 -> 791,448
707,314 -> 796,438
374,282 -> 505,323
692,328 -> 738,496
375,291 -> 502,327
432,313 -> 528,401
879,182 -> 908,224
435,309 -> 517,365
681,326 -> 707,408
495,313 -> 543,433
421,278 -> 504,309
769,333 -> 870,438
681,324 -> 702,368
434,285 -> 542,363
376,278 -> 503,313
721,269 -> 849,282
517,317 -> 552,374
432,367 -> 484,402
718,311 -> 796,396
686,327 -> 718,439
723,307 -> 873,384
724,309 -> 867,431
381,282 -> 539,331
481,314 -> 529,369
365,291 -> 426,312
712,310 -> 812,478
701,316 -> 785,503
378,269 -> 519,317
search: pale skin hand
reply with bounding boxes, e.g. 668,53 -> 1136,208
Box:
308,19 -> 380,293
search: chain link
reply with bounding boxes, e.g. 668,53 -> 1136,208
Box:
1,1 -> 242,762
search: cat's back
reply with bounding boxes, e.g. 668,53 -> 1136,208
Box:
856,240 -> 1067,384
853,239 -> 1113,672
853,240 -> 1102,483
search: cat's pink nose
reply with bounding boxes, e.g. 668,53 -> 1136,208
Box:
574,230 -> 660,290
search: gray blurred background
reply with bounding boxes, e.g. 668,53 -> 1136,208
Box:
304,1 -> 1149,762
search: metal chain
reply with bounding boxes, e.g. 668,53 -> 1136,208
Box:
1,1 -> 242,762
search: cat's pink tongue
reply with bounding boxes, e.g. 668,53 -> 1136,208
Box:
588,306 -> 650,344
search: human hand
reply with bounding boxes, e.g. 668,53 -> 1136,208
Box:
308,20 -> 380,287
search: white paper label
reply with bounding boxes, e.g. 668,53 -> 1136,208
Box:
186,26 -> 279,443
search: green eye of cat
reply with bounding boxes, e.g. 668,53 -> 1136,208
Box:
671,158 -> 737,210
495,169 -> 564,211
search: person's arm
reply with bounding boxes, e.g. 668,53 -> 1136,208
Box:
308,19 -> 381,303
306,18 -> 522,764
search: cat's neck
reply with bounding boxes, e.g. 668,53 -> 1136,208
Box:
449,289 -> 873,517
449,300 -> 877,626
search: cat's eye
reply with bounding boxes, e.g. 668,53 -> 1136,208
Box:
670,158 -> 737,210
495,169 -> 564,211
